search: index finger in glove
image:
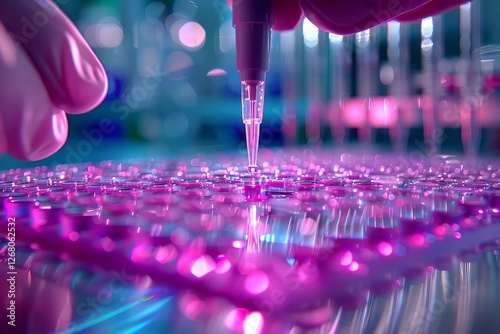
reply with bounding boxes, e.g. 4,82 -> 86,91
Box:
0,21 -> 68,161
0,0 -> 108,114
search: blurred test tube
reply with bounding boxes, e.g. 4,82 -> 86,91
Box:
281,30 -> 298,145
421,15 -> 444,155
328,33 -> 352,146
460,1 -> 483,156
355,28 -> 379,145
303,18 -> 324,145
387,22 -> 411,152
474,45 -> 500,151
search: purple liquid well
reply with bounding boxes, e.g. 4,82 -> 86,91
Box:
1,150 -> 500,333
244,184 -> 264,201
240,175 -> 268,202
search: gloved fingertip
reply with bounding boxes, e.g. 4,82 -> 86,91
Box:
9,110 -> 68,161
29,111 -> 68,161
55,32 -> 108,115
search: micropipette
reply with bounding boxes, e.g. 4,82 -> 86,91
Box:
232,0 -> 273,174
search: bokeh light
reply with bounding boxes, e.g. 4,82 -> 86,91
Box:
244,270 -> 269,295
329,33 -> 343,45
356,29 -> 371,48
215,257 -> 232,274
179,22 -> 206,50
370,97 -> 398,128
243,312 -> 264,334
343,99 -> 367,127
155,244 -> 178,264
377,242 -> 393,256
191,255 -> 216,278
380,64 -> 395,85
421,17 -> 434,38
303,18 -> 319,48
84,19 -> 123,48
348,261 -> 359,272
207,68 -> 227,76
225,308 -> 249,331
340,251 -> 353,266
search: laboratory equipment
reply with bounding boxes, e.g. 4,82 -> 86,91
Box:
233,0 -> 273,173
327,32 -> 351,145
386,21 -> 411,152
303,19 -> 325,145
231,0 -> 472,173
1,150 -> 500,333
421,15 -> 445,155
355,28 -> 378,145
2,1 -> 500,334
280,29 -> 299,145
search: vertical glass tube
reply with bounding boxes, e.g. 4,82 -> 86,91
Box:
355,28 -> 378,145
303,18 -> 323,145
328,33 -> 350,145
421,16 -> 444,155
281,30 -> 298,145
388,22 -> 411,152
474,46 -> 500,151
459,2 -> 480,156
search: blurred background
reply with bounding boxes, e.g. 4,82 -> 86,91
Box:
1,0 -> 500,169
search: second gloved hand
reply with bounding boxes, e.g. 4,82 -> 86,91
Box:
0,0 -> 107,161
229,0 -> 471,34
299,0 -> 471,34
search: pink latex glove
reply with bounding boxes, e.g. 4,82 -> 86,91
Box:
0,0 -> 107,161
228,0 -> 470,34
299,0 -> 471,35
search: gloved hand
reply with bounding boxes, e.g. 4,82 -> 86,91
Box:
299,0 -> 471,34
228,0 -> 470,34
0,0 -> 107,161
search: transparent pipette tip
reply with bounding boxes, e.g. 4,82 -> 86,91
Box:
241,81 -> 265,174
